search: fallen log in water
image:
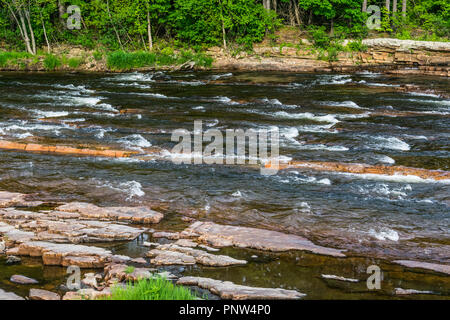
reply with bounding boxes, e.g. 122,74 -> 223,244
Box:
0,140 -> 139,158
268,161 -> 450,181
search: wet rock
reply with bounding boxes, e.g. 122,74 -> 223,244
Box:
57,202 -> 164,224
394,288 -> 435,295
0,288 -> 25,300
321,274 -> 359,283
174,239 -> 198,248
183,222 -> 345,257
0,140 -> 138,158
177,276 -> 305,300
279,161 -> 450,181
29,289 -> 61,300
147,244 -> 247,266
62,288 -> 111,300
394,260 -> 450,275
5,255 -> 21,265
15,241 -> 112,268
152,231 -> 181,240
131,257 -> 147,265
10,274 -> 39,285
0,213 -> 144,243
142,241 -> 159,247
0,191 -> 27,208
104,264 -> 153,282
82,273 -> 99,289
111,255 -> 132,264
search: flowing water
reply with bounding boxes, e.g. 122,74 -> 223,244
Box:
0,71 -> 449,299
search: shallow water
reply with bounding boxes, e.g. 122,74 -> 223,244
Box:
0,71 -> 449,298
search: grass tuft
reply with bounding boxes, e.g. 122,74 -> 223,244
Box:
101,277 -> 198,300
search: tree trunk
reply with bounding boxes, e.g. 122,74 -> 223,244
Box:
289,0 -> 294,26
40,11 -> 51,53
272,0 -> 277,14
147,10 -> 153,51
18,10 -> 34,55
402,0 -> 407,18
58,0 -> 65,26
293,0 -> 302,26
385,0 -> 390,13
263,0 -> 270,11
24,7 -> 36,55
362,0 -> 367,12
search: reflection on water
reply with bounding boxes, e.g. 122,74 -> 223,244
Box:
0,71 -> 449,298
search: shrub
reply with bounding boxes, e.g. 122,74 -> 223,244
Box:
68,57 -> 83,68
43,54 -> 61,70
347,40 -> 368,52
93,51 -> 103,61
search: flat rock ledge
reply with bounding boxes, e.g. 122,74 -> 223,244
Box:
394,260 -> 450,275
0,210 -> 144,243
182,221 -> 344,257
12,241 -> 113,268
29,289 -> 61,300
177,277 -> 305,300
0,289 -> 25,300
57,202 -> 164,224
146,243 -> 247,266
0,191 -> 28,208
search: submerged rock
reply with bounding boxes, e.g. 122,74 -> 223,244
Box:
0,289 -> 25,300
63,288 -> 112,300
57,202 -> 164,224
147,244 -> 247,266
182,221 -> 344,257
10,274 -> 39,285
394,260 -> 450,275
177,276 -> 305,300
29,289 -> 61,300
5,255 -> 21,265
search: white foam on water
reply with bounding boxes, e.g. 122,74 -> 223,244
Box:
323,101 -> 362,109
321,274 -> 359,282
273,111 -> 340,124
368,228 -> 399,241
96,179 -> 145,201
118,134 -> 152,151
370,136 -> 410,151
211,73 -> 233,80
206,119 -> 219,127
295,143 -> 349,152
356,183 -> 412,200
109,72 -> 156,82
232,190 -> 242,197
213,96 -> 238,104
139,93 -> 168,99
12,132 -> 33,139
408,92 -> 441,98
192,106 -> 205,110
297,123 -> 339,134
375,155 -> 396,164
339,172 -> 450,184
336,112 -> 371,120
53,84 -> 95,94
31,110 -> 69,118
403,134 -> 428,140
262,98 -> 283,105
318,74 -> 352,85
365,82 -> 400,87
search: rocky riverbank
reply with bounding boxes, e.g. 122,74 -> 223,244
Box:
1,38 -> 449,77
1,190 -> 449,300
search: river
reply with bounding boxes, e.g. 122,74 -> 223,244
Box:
0,71 -> 449,299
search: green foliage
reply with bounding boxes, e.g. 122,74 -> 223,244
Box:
107,49 -> 212,71
67,57 -> 83,68
93,51 -> 103,61
309,26 -> 331,49
124,266 -> 135,274
43,54 -> 61,70
0,51 -> 32,67
347,40 -> 368,52
101,277 -> 197,300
